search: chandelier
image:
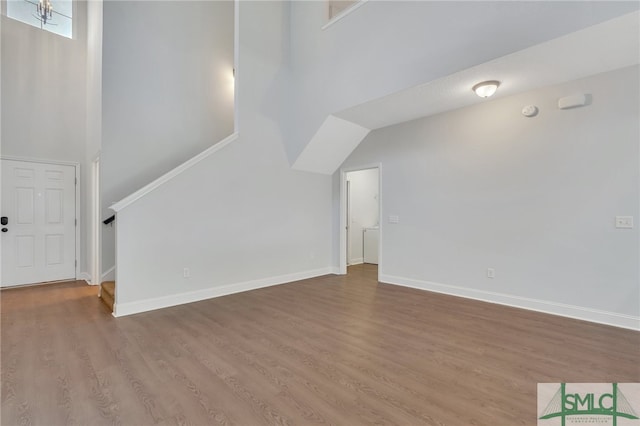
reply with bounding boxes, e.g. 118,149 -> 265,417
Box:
35,0 -> 53,25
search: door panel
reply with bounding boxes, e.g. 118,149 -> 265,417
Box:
16,187 -> 35,224
1,159 -> 76,287
45,234 -> 64,265
46,189 -> 64,223
16,235 -> 35,267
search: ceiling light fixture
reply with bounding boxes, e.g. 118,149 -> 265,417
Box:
472,80 -> 500,98
35,0 -> 53,25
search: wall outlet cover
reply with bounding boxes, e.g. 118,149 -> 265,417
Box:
615,216 -> 633,229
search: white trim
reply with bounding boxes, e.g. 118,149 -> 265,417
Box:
78,272 -> 93,284
110,132 -> 239,212
233,0 -> 239,133
339,164 -> 382,277
339,170 -> 347,275
329,266 -> 341,275
0,155 -> 80,167
349,258 -> 364,265
322,0 -> 369,31
113,267 -> 334,317
91,151 -> 101,163
380,274 -> 640,331
91,156 -> 101,287
74,164 -> 81,281
101,265 -> 115,282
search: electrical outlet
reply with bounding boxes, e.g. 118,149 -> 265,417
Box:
615,216 -> 633,229
183,268 -> 190,278
487,268 -> 495,279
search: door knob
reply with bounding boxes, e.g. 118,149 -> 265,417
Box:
1,228 -> 7,232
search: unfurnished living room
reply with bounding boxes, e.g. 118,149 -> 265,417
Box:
1,1 -> 639,425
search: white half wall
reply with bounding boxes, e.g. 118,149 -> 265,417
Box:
101,0 -> 235,274
112,1 -> 332,315
337,66 -> 640,329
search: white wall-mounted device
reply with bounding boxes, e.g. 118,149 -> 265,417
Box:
558,93 -> 588,110
522,105 -> 539,117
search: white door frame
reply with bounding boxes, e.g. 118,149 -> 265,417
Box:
346,180 -> 351,265
91,155 -> 101,285
1,156 -> 81,282
339,163 -> 382,277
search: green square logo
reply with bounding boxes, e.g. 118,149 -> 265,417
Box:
538,383 -> 640,425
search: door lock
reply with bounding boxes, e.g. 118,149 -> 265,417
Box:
1,217 -> 7,225
1,228 -> 7,233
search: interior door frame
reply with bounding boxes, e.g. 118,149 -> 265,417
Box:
339,163 -> 382,277
1,156 -> 81,282
91,154 -> 101,285
346,180 -> 351,265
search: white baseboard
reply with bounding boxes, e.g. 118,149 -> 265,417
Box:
101,266 -> 116,282
348,258 -> 364,265
113,267 -> 334,317
380,274 -> 640,331
330,266 -> 341,275
77,272 -> 93,284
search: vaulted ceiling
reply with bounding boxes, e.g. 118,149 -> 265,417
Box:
291,5 -> 640,175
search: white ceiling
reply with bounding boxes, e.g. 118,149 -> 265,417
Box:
334,11 -> 640,130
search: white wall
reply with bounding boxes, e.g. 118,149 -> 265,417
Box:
1,4 -> 87,162
112,1 -> 333,315
347,168 -> 378,264
286,1 -> 639,164
338,66 -> 639,328
85,0 -> 101,163
1,1 -> 90,276
85,0 -> 102,283
101,0 -> 235,273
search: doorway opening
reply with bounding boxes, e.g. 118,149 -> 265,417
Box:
339,165 -> 381,278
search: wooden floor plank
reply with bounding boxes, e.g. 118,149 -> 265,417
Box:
1,265 -> 638,425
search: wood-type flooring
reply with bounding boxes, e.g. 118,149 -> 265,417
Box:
1,264 -> 639,425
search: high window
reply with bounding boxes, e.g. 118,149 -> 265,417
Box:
6,0 -> 73,39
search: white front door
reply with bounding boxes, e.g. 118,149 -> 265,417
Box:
1,159 -> 77,287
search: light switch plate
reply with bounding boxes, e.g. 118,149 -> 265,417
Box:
615,216 -> 633,229
388,215 -> 399,224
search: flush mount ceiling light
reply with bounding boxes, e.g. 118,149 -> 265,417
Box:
472,80 -> 500,98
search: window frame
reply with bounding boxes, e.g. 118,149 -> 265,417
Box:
3,0 -> 74,39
